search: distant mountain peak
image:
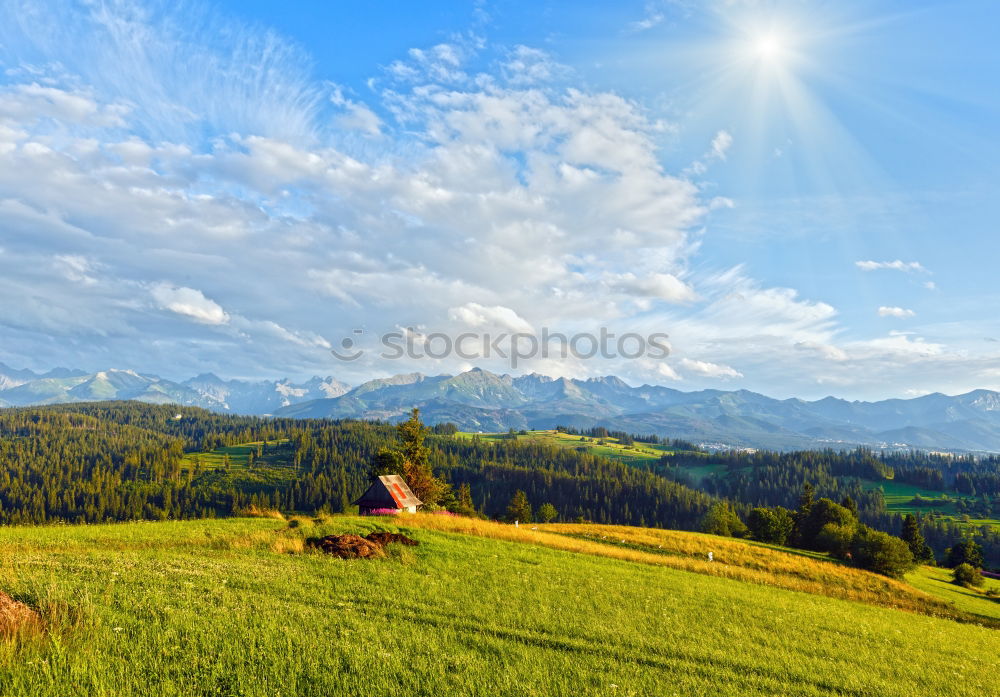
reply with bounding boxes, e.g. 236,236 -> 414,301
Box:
7,364 -> 1000,451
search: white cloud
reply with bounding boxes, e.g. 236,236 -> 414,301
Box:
680,358 -> 743,379
687,130 -> 733,175
448,303 -> 533,333
795,341 -> 848,362
711,130 -> 733,160
855,260 -> 927,273
150,284 -> 230,325
877,306 -> 915,318
608,272 -> 696,303
500,46 -> 569,86
627,2 -> 666,32
0,0 -> 988,399
330,85 -> 382,136
53,255 -> 99,285
654,362 -> 682,380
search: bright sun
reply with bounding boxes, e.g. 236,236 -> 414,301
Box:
753,32 -> 786,60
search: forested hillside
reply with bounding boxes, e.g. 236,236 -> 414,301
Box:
0,403 -> 715,529
658,447 -> 1000,569
1,401 -> 998,568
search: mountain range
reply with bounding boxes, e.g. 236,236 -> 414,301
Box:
0,362 -> 349,414
5,362 -> 1000,452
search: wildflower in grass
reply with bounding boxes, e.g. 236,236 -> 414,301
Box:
364,508 -> 401,516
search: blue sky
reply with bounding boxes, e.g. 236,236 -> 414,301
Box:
0,0 -> 998,399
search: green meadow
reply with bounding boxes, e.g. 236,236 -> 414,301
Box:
455,429 -> 685,468
1,516 -> 998,697
177,440 -> 299,494
860,479 -> 1000,529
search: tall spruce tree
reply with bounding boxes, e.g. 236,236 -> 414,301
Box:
505,490 -> 533,523
901,513 -> 934,563
396,408 -> 450,505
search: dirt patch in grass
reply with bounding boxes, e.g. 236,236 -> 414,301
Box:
365,532 -> 419,547
307,534 -> 385,559
306,532 -> 420,559
0,592 -> 40,639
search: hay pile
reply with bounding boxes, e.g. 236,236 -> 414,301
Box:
0,591 -> 39,637
307,532 -> 420,559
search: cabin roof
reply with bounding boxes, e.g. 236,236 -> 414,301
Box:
352,475 -> 422,509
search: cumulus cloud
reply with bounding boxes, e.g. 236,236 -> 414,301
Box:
711,130 -> 733,160
448,303 -> 533,333
856,260 -> 927,273
0,0 -> 979,398
330,85 -> 382,136
680,358 -> 743,379
877,306 -> 915,318
150,284 -> 230,325
500,46 -> 569,86
607,272 -> 696,303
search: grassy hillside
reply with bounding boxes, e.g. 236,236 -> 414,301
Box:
861,478 -> 1000,529
455,429 -> 686,467
1,516 -> 998,696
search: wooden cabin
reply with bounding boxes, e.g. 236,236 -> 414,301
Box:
352,475 -> 423,514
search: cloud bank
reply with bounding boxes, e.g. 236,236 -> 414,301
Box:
0,0 -> 997,399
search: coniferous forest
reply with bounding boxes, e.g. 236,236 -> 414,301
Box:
0,401 -> 997,568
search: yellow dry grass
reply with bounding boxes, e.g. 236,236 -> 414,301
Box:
399,515 -> 973,623
270,536 -> 306,555
239,505 -> 285,520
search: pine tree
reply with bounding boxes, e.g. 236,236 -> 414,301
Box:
391,408 -> 451,506
901,513 -> 934,563
792,482 -> 815,544
454,482 -> 475,515
840,495 -> 858,518
505,490 -> 533,523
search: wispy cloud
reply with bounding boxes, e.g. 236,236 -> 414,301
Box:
877,306 -> 916,318
0,0 -> 991,399
0,0 -> 324,144
855,260 -> 927,273
627,1 -> 668,33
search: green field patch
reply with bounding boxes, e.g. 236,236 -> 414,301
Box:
453,429 -> 692,468
906,565 -> 1000,622
860,478 -> 1000,530
179,440 -> 298,491
1,517 -> 997,696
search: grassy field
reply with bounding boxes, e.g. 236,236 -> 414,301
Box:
905,566 -> 1000,621
1,516 -> 998,696
454,429 -> 691,468
179,440 -> 293,472
860,479 -> 1000,530
176,440 -> 299,493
